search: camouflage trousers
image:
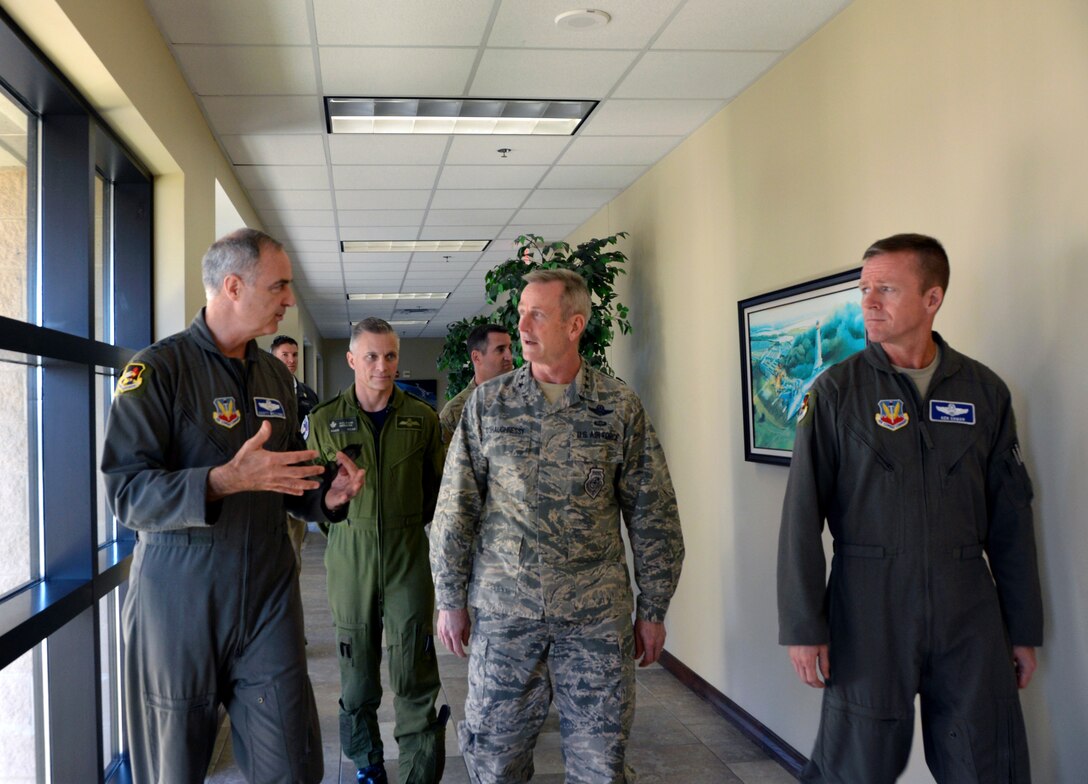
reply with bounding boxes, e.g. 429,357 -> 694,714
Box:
460,611 -> 636,784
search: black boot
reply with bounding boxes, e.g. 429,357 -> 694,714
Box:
357,763 -> 388,784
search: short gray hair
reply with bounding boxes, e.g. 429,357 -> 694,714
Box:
350,317 -> 400,352
522,268 -> 591,320
202,228 -> 283,297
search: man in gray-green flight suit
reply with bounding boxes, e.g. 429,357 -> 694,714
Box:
305,318 -> 447,784
778,234 -> 1043,782
438,323 -> 513,445
431,269 -> 685,784
101,229 -> 365,784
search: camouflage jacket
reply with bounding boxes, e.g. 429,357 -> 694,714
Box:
439,379 -> 476,443
430,361 -> 684,623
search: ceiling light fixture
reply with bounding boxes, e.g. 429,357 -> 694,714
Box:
555,9 -> 611,29
326,98 -> 597,136
347,292 -> 449,301
342,240 -> 490,253
387,320 -> 430,326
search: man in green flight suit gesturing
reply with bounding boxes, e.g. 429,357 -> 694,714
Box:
305,317 -> 448,784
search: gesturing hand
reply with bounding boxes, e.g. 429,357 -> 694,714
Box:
325,450 -> 365,509
208,420 -> 323,501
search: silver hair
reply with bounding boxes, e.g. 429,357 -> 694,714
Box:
202,228 -> 283,297
522,268 -> 591,320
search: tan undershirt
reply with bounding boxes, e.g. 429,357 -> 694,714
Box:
537,367 -> 583,405
893,345 -> 941,399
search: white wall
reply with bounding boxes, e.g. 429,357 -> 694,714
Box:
570,0 -> 1088,780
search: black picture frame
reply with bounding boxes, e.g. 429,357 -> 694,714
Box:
738,268 -> 865,465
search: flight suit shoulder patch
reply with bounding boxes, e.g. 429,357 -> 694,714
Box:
798,390 -> 814,425
115,362 -> 150,396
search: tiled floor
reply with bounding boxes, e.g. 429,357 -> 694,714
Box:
207,533 -> 796,783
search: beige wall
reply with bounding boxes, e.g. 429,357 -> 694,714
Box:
572,0 -> 1088,780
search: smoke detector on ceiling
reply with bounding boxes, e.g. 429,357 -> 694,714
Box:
554,9 -> 611,30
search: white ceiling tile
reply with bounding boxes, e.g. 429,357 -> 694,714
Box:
236,165 -> 328,190
268,225 -> 339,241
437,165 -> 548,190
174,45 -> 316,95
418,225 -> 505,240
338,227 -> 421,241
333,166 -> 439,190
291,252 -> 341,265
221,135 -> 327,166
580,99 -> 723,136
499,225 -> 576,241
338,210 -> 427,227
445,137 -> 570,166
429,189 -> 530,209
512,208 -> 597,225
408,262 -> 475,273
470,49 -> 637,98
654,0 -> 851,51
425,209 -> 516,227
319,48 -> 476,95
558,136 -> 681,166
262,210 -> 336,228
614,51 -> 780,100
343,277 -> 406,288
539,166 -> 645,190
250,190 -> 335,210
146,0 -> 312,45
313,0 -> 495,46
487,0 -> 682,49
200,96 -> 325,134
284,240 -> 342,253
523,188 -> 619,208
336,190 -> 433,210
328,135 -> 449,166
339,260 -> 409,274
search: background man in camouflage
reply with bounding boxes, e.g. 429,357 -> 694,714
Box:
431,269 -> 684,784
438,323 -> 513,445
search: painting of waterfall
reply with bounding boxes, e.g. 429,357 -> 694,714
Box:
738,269 -> 865,465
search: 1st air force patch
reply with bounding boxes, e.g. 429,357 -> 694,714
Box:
115,362 -> 148,396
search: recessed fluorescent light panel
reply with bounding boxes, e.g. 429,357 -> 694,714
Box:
387,320 -> 430,326
347,292 -> 450,301
326,98 -> 597,136
342,240 -> 490,253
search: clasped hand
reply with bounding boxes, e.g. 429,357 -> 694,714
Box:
208,420 -> 365,506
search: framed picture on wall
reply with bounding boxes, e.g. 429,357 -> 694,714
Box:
395,379 -> 439,410
738,268 -> 866,465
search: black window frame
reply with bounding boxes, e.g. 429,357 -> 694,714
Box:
0,8 -> 152,782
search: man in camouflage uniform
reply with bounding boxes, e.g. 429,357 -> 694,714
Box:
438,323 -> 513,445
431,269 -> 685,784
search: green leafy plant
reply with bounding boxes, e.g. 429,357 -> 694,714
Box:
437,232 -> 632,399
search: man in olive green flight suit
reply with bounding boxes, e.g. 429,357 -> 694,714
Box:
305,317 -> 447,784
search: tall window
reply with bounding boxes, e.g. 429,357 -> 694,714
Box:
0,8 -> 153,782
0,87 -> 37,600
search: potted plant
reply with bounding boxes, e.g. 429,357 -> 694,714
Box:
437,232 -> 632,399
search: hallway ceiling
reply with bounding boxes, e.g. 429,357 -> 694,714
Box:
144,0 -> 850,339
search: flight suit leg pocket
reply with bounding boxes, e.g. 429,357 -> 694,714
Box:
142,691 -> 218,780
808,694 -> 913,784
922,713 -> 979,783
